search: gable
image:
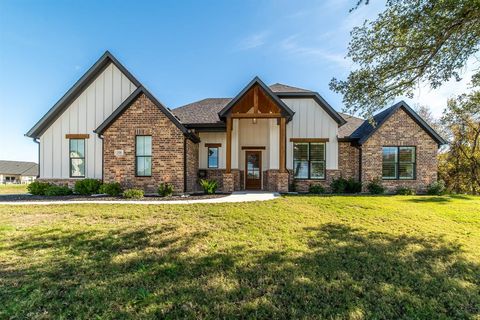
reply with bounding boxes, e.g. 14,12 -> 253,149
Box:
26,51 -> 140,139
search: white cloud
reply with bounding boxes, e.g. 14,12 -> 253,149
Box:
236,31 -> 269,50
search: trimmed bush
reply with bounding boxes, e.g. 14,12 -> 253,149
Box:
200,179 -> 218,194
74,179 -> 102,195
99,182 -> 123,196
45,185 -> 73,196
27,181 -> 51,195
427,180 -> 446,195
123,188 -> 144,199
309,184 -> 325,194
331,178 -> 348,193
158,183 -> 174,197
331,178 -> 362,193
396,186 -> 415,195
367,178 -> 385,194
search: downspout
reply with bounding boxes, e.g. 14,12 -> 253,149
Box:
99,135 -> 104,182
33,138 -> 40,178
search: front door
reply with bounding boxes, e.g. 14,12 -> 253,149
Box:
245,151 -> 262,190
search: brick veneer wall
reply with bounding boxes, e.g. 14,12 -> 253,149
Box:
204,169 -> 240,192
339,142 -> 360,181
36,178 -> 80,188
361,107 -> 438,193
103,93 -> 186,193
290,170 -> 341,192
186,139 -> 199,192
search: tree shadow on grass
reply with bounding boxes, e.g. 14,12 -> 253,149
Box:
1,223 -> 479,319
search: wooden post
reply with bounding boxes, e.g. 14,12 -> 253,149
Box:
253,86 -> 258,114
226,117 -> 232,173
279,117 -> 286,173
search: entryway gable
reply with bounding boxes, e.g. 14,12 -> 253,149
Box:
218,76 -> 295,120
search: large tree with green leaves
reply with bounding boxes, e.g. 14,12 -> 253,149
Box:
330,0 -> 480,117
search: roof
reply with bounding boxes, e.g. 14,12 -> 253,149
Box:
94,86 -> 200,143
218,77 -> 296,120
269,83 -> 312,93
26,51 -> 141,139
172,98 -> 232,124
347,101 -> 447,146
338,113 -> 365,138
0,160 -> 38,176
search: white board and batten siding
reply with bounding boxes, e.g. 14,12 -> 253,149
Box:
39,63 -> 137,179
283,98 -> 339,170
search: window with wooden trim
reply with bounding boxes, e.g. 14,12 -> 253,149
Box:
208,147 -> 219,168
293,142 -> 326,179
382,146 -> 416,180
136,136 -> 152,177
69,139 -> 85,177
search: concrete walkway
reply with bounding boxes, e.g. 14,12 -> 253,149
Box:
0,191 -> 280,205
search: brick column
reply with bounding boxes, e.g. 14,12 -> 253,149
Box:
276,172 -> 289,193
223,173 -> 234,193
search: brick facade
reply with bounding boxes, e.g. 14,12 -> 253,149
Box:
338,142 -> 360,181
185,139 -> 199,192
102,93 -> 186,193
360,108 -> 438,193
290,170 -> 341,192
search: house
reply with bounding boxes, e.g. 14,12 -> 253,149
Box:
26,51 -> 446,193
0,160 -> 38,184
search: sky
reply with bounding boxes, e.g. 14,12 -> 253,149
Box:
0,0 -> 477,162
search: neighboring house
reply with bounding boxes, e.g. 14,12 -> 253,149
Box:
26,51 -> 446,193
0,160 -> 38,184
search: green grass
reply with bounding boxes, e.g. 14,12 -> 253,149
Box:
0,195 -> 479,319
0,184 -> 28,194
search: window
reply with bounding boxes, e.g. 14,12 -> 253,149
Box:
208,147 -> 219,168
293,142 -> 326,179
70,139 -> 85,177
136,136 -> 152,176
382,146 -> 416,180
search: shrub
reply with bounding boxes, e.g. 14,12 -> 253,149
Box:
330,178 -> 361,193
123,188 -> 144,199
200,179 -> 218,194
309,184 -> 325,194
396,186 -> 415,195
158,183 -> 174,197
27,181 -> 51,195
367,178 -> 385,194
346,178 -> 362,193
330,177 -> 348,193
427,180 -> 446,195
74,179 -> 102,195
99,182 -> 123,196
45,185 -> 73,196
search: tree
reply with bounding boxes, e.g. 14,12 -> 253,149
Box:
330,0 -> 480,118
439,89 -> 480,194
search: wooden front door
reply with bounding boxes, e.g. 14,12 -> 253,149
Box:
245,151 -> 262,190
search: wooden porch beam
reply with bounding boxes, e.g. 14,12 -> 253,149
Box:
253,86 -> 258,114
231,113 -> 282,119
279,117 -> 286,173
226,117 -> 232,173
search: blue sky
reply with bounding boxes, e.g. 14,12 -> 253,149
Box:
0,0 -> 475,162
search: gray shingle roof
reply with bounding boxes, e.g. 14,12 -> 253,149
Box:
338,113 -> 365,138
269,83 -> 312,93
0,160 -> 38,176
172,98 -> 231,124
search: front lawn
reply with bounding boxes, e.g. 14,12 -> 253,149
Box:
0,184 -> 28,194
0,195 -> 479,319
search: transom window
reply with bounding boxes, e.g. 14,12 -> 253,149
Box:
136,136 -> 152,177
69,139 -> 85,177
293,142 -> 326,179
208,147 -> 219,168
382,146 -> 416,180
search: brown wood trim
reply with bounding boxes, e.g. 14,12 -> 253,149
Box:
245,150 -> 262,190
205,143 -> 222,148
280,117 -> 286,173
231,113 -> 282,119
241,146 -> 266,150
289,138 -> 329,143
226,117 -> 232,173
65,134 -> 90,139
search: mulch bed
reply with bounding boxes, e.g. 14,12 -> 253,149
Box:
0,193 -> 228,202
